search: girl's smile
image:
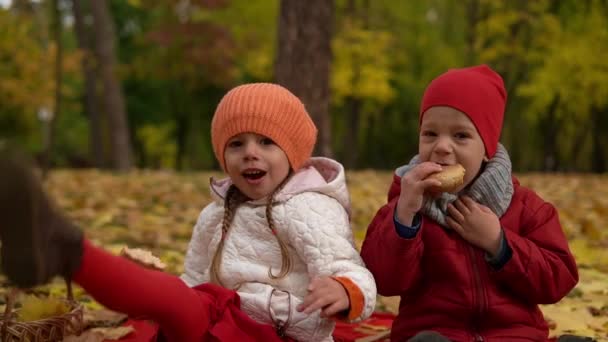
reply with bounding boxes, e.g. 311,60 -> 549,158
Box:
241,168 -> 267,185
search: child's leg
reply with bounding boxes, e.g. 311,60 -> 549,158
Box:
74,239 -> 213,342
0,149 -> 295,342
0,148 -> 212,341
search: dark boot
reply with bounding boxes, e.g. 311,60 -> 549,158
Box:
557,335 -> 596,342
407,331 -> 452,342
0,148 -> 83,288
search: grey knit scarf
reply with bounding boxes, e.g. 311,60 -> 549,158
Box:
395,143 -> 514,227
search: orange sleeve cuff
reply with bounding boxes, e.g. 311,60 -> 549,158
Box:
332,276 -> 365,321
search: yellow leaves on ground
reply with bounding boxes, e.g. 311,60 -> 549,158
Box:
347,170 -> 392,242
17,295 -> 71,322
46,169 -> 221,252
540,268 -> 608,340
7,170 -> 607,340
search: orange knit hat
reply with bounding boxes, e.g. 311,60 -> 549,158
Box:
211,83 -> 318,171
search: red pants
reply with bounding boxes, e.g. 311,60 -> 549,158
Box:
73,240 -> 293,342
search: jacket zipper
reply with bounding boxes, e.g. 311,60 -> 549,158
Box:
467,244 -> 485,342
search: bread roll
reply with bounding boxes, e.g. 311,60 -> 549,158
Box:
426,164 -> 466,193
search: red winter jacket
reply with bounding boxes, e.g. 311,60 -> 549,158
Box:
360,175 -> 578,342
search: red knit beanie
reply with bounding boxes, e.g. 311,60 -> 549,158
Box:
211,83 -> 318,171
420,65 -> 507,158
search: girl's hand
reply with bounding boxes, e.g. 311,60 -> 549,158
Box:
396,162 -> 443,226
296,277 -> 349,318
446,195 -> 502,255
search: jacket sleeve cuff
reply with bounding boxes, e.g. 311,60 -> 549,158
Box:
485,229 -> 512,270
332,276 -> 365,321
394,210 -> 421,239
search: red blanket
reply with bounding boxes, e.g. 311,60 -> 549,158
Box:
103,312 -> 395,342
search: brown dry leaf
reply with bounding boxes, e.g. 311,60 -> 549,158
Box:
90,325 -> 136,340
120,246 -> 167,270
64,330 -> 106,342
83,307 -> 128,328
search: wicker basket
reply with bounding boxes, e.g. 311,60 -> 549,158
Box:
0,280 -> 84,342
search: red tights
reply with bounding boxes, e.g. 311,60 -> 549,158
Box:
73,240 -> 293,342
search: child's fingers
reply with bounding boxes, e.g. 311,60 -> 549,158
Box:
421,178 -> 443,190
321,300 -> 347,318
454,199 -> 471,216
411,162 -> 443,180
460,196 -> 478,211
478,204 -> 493,213
402,163 -> 442,188
297,290 -> 319,312
446,216 -> 464,235
447,203 -> 464,223
301,296 -> 331,315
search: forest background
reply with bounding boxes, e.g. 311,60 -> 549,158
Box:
2,0 -> 608,172
1,0 -> 608,340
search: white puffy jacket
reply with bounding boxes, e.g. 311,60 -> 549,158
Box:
181,157 -> 376,341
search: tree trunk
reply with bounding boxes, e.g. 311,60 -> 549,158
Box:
591,107 -> 606,173
169,84 -> 187,171
542,96 -> 560,171
90,0 -> 133,171
275,0 -> 334,157
343,96 -> 361,168
10,0 -> 35,14
465,0 -> 479,65
341,0 -> 365,169
41,0 -> 63,177
72,0 -> 105,168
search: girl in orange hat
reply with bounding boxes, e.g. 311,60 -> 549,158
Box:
0,83 -> 376,342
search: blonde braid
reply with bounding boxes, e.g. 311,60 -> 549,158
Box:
267,176 -> 293,279
210,185 -> 244,286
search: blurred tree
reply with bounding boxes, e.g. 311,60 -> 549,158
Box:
0,1 -> 85,167
473,0 -> 563,170
275,0 -> 334,157
11,0 -> 36,14
126,0 -> 237,169
40,0 -> 65,176
0,5 -> 53,147
3,0 -> 607,173
197,0 -> 278,81
464,0 -> 479,65
72,0 -> 105,168
91,0 -> 133,171
464,0 -> 603,172
515,0 -> 608,171
351,0 -> 464,169
331,0 -> 395,168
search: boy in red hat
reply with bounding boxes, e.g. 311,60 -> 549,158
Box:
361,65 -> 583,341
